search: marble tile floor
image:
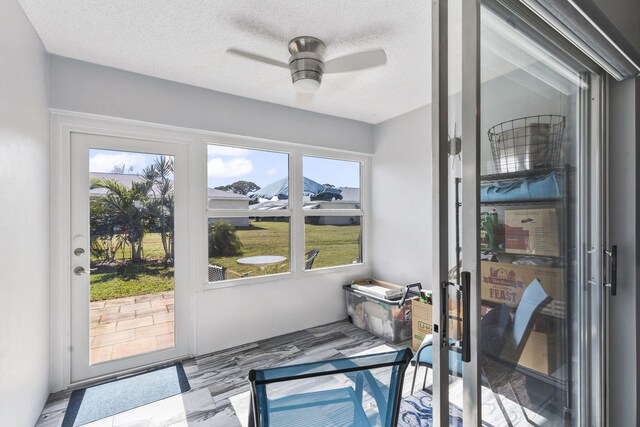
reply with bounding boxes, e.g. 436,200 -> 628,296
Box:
36,320 -> 562,426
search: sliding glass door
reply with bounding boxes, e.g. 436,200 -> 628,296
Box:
428,0 -> 608,425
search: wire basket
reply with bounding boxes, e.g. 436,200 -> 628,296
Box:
487,115 -> 566,174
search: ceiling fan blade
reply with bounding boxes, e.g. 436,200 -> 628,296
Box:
324,48 -> 387,74
226,48 -> 288,69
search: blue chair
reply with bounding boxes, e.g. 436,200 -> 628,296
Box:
410,279 -> 552,423
248,349 -> 413,427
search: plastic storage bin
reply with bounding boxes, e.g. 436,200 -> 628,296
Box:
343,280 -> 421,343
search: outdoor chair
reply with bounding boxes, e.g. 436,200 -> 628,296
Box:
208,264 -> 249,282
410,278 -> 552,425
248,348 -> 412,427
305,249 -> 320,270
208,264 -> 227,282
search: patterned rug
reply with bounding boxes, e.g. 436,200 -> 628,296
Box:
398,391 -> 463,427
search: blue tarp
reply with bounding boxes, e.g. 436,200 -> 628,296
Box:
480,172 -> 563,203
249,177 -> 343,201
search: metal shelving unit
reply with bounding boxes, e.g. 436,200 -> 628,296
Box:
479,164 -> 573,415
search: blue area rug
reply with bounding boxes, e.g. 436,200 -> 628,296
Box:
62,363 -> 190,427
398,391 -> 463,427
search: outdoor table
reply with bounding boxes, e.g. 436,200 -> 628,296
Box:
237,255 -> 287,274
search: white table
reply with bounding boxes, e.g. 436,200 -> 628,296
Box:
237,255 -> 287,274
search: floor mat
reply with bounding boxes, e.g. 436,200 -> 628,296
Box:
61,362 -> 190,427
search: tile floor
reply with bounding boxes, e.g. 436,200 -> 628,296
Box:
90,292 -> 175,364
36,320 -> 562,426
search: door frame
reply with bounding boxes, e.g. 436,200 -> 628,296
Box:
432,1 -> 609,425
430,1 -> 482,425
69,132 -> 190,383
51,112 -> 197,390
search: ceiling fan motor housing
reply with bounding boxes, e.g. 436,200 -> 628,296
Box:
288,36 -> 325,87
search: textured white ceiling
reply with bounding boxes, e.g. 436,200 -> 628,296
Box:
19,1 -> 535,124
19,0 -> 436,123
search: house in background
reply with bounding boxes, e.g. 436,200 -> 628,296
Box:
91,172 -> 250,226
207,188 -> 250,227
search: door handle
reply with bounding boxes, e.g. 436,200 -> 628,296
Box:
461,271 -> 471,362
605,245 -> 617,296
73,267 -> 96,276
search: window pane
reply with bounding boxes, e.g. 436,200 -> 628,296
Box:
302,157 -> 361,209
304,217 -> 362,269
207,217 -> 290,281
89,149 -> 175,364
207,145 -> 289,210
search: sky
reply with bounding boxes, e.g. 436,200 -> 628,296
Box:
207,145 -> 360,189
88,146 -> 361,189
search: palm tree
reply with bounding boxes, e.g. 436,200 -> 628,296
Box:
141,156 -> 175,262
92,178 -> 152,262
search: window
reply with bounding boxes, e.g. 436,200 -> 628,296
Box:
207,145 -> 290,281
206,144 -> 365,284
302,156 -> 363,269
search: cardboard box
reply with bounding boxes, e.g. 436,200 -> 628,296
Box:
505,208 -> 560,257
517,331 -> 559,375
481,261 -> 564,307
411,299 -> 462,351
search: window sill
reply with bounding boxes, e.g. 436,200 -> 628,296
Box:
202,263 -> 369,291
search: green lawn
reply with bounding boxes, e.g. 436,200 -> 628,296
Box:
90,233 -> 174,301
90,232 -> 167,262
90,221 -> 361,300
90,261 -> 174,301
209,220 -> 361,276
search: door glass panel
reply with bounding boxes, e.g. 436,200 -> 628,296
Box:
447,0 -> 465,419
89,149 -> 175,364
478,4 -> 587,425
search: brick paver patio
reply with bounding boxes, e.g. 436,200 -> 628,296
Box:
90,291 -> 174,364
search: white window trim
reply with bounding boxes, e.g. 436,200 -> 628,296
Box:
204,140 -> 370,290
50,109 -> 371,391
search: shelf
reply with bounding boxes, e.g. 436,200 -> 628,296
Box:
481,198 -> 562,206
482,250 -> 563,259
481,165 -> 572,182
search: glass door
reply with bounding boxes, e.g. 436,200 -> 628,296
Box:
436,0 -> 608,425
70,132 -> 189,383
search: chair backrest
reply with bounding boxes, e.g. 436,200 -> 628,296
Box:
248,349 -> 412,427
511,278 -> 552,360
305,249 -> 319,270
208,264 -> 227,282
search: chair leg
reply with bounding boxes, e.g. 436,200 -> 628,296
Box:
422,365 -> 429,391
483,368 -> 513,427
507,380 -> 538,427
411,363 -> 419,395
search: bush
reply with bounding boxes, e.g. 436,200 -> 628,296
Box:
208,220 -> 243,257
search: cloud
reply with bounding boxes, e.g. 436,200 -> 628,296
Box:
266,168 -> 278,177
90,152 -> 149,173
207,146 -> 249,156
208,157 -> 253,178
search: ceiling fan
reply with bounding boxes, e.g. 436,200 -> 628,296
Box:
227,36 -> 387,93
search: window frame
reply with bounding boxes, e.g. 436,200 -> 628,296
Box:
204,138 -> 369,289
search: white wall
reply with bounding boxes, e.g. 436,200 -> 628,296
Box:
371,67 -> 569,287
0,1 -> 50,425
371,106 -> 433,287
591,2 -> 640,424
47,56 -> 375,370
48,55 -> 374,154
608,77 -> 638,427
